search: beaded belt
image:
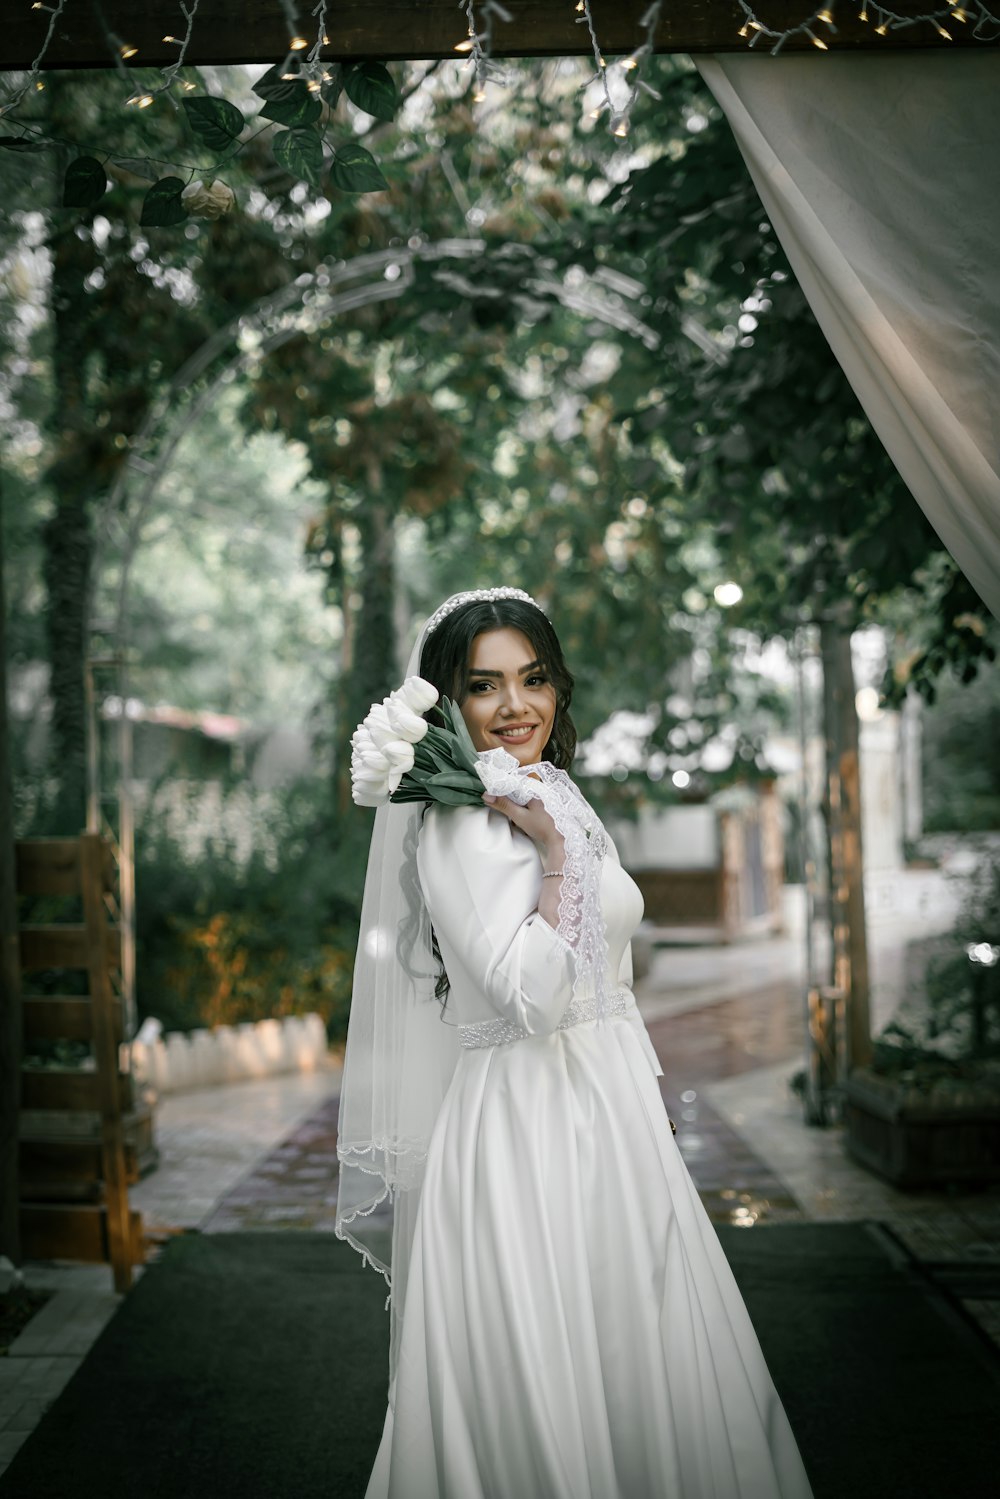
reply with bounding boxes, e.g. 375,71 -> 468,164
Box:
458,987 -> 631,1051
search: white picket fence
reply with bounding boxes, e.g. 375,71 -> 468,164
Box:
121,1013 -> 330,1095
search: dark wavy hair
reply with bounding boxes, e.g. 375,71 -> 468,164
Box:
419,596 -> 577,1004
419,597 -> 577,769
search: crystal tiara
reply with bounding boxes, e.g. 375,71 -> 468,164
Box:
423,588 -> 547,639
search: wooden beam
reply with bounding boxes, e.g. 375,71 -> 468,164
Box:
3,0 -> 991,71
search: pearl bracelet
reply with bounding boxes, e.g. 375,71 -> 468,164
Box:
541,869 -> 565,879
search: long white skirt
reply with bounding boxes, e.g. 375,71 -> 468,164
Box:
365,1014 -> 814,1499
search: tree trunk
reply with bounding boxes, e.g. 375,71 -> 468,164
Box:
42,503 -> 92,833
42,74 -> 99,833
820,616 -> 872,1071
332,496 -> 396,814
0,470 -> 23,1263
353,499 -> 396,724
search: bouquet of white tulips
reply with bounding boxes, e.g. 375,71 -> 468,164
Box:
350,676 -> 486,809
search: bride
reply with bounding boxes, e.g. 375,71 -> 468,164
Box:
336,588 -> 814,1499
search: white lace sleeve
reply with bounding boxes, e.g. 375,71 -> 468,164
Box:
474,749 -> 615,1022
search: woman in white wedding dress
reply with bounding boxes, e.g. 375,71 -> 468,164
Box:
336,588 -> 813,1499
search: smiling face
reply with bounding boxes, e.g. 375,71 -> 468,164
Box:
460,627 -> 557,767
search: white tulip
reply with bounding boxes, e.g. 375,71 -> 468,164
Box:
365,703 -> 401,751
385,696 -> 428,743
397,676 -> 439,714
381,739 -> 416,772
352,742 -> 392,779
353,761 -> 390,784
352,781 -> 387,807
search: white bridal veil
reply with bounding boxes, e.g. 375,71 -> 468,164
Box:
334,608 -> 459,1388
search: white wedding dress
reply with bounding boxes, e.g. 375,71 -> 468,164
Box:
364,804 -> 814,1499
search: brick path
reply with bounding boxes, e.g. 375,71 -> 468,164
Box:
199,977 -> 810,1237
201,1096 -> 341,1234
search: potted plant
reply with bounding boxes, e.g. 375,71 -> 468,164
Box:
845,854 -> 1000,1187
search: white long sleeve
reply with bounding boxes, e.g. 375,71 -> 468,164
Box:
417,804 -> 577,1035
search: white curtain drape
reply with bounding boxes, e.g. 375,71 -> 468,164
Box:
697,54 -> 1000,618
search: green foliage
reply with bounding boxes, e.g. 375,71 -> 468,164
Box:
0,53 -> 402,224
182,95 -> 246,152
272,126 -> 324,189
5,54 -> 994,1017
251,64 -> 304,106
919,651 -> 1000,833
343,63 -> 398,122
260,91 -> 322,130
134,778 -> 369,1042
140,175 -> 188,227
881,560 -> 996,710
330,143 -> 388,193
62,155 -> 107,208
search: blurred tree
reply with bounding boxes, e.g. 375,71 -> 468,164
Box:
26,73 -> 214,826
920,653 -> 1000,833
0,469 -> 21,1263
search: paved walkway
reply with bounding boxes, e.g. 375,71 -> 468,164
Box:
3,869 -> 998,1479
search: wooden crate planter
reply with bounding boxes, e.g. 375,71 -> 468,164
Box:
19,1106 -> 158,1200
14,834 -> 155,1290
845,1067 -> 1000,1188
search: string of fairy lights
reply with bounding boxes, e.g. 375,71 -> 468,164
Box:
735,2 -> 1000,52
274,0 -> 334,89
452,1 -> 998,134
3,1 -> 999,131
456,0 -> 512,101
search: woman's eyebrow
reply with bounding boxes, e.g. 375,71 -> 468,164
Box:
468,660 -> 543,678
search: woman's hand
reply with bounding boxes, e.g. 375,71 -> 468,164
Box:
482,792 -> 563,866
